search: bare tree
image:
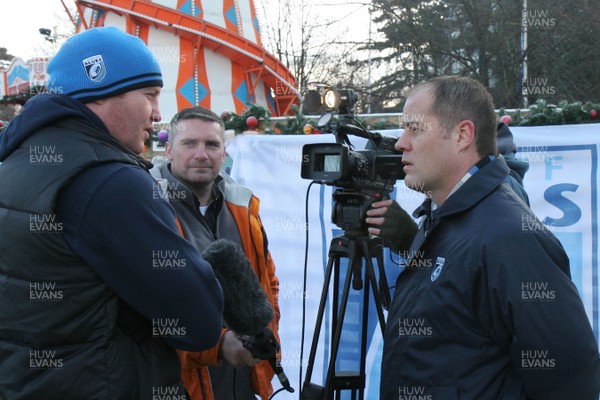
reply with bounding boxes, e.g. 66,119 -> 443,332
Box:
257,0 -> 374,109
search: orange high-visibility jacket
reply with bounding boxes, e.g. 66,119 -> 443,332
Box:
174,173 -> 281,400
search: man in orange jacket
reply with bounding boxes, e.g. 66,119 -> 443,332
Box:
150,106 -> 281,400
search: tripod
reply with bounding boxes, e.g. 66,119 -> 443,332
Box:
301,231 -> 391,400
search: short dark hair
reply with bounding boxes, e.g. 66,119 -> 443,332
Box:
168,106 -> 225,142
411,76 -> 497,156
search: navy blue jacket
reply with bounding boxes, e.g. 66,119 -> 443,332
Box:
497,122 -> 530,206
381,156 -> 600,399
0,94 -> 223,399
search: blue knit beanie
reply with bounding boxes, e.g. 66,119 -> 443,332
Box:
47,26 -> 163,103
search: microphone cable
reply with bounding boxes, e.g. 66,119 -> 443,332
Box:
298,180 -> 317,399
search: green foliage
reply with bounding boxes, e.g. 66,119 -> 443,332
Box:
500,100 -> 600,126
366,118 -> 401,131
0,47 -> 14,61
223,103 -> 272,134
0,86 -> 49,109
274,105 -> 304,134
0,85 -> 48,122
273,105 -> 317,134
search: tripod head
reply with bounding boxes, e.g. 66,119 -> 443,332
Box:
331,187 -> 390,237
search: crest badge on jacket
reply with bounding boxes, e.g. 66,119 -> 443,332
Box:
431,257 -> 446,281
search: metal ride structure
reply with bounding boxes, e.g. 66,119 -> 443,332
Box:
72,0 -> 301,119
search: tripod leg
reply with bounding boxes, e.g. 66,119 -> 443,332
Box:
324,251 -> 358,396
303,253 -> 338,391
373,239 -> 391,310
360,237 -> 388,334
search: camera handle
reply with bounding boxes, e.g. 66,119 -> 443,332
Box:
301,233 -> 390,400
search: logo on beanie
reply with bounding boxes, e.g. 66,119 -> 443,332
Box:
83,55 -> 106,82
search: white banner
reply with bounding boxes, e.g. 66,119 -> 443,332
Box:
225,123 -> 600,398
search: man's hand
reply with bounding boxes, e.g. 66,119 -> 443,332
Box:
365,199 -> 418,252
365,199 -> 395,237
220,330 -> 260,368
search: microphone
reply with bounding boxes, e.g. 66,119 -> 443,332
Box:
201,239 -> 294,393
201,239 -> 274,335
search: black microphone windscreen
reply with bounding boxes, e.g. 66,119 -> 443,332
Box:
201,239 -> 274,335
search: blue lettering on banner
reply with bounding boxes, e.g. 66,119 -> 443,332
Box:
545,155 -> 563,180
543,183 -> 582,226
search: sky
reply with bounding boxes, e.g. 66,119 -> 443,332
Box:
0,0 -> 72,60
0,0 -> 372,61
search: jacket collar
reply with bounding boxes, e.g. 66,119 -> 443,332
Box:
408,156 -> 509,253
413,156 -> 510,221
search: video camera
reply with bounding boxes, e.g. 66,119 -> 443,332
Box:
300,86 -> 405,234
300,117 -> 404,192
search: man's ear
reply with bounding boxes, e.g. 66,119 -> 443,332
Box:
455,120 -> 476,150
165,141 -> 173,160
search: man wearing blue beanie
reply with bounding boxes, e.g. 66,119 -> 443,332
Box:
47,25 -> 163,103
0,26 -> 224,399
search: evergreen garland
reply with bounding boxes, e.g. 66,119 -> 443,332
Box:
274,105 -> 317,134
499,99 -> 600,127
223,103 -> 272,134
4,96 -> 599,148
